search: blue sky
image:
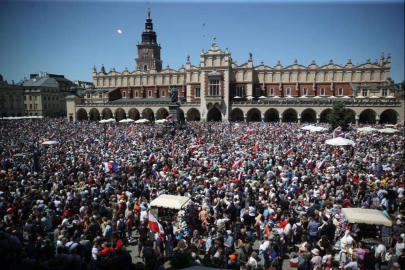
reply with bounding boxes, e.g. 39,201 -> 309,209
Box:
0,0 -> 403,83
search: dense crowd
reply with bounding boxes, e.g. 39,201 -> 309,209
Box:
0,118 -> 404,270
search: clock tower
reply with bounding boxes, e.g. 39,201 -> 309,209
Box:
135,8 -> 162,72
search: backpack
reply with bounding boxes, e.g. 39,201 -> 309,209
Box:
294,223 -> 303,236
118,219 -> 126,231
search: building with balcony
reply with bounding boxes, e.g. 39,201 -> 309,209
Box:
67,9 -> 404,124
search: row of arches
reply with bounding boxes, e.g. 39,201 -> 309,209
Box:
76,107 -> 202,122
76,107 -> 399,124
228,108 -> 398,124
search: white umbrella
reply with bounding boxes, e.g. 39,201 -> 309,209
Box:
369,96 -> 380,99
329,96 -> 337,99
342,96 -> 351,99
41,140 -> 59,145
357,127 -> 378,133
233,96 -> 241,99
119,119 -> 134,123
384,124 -> 396,127
259,96 -> 267,99
355,96 -> 365,99
285,96 -> 294,99
246,96 -> 254,100
272,96 -> 280,99
311,126 -> 328,132
99,119 -> 109,124
301,125 -> 318,131
107,118 -> 116,123
385,95 -> 395,99
379,128 -> 399,134
325,137 -> 355,146
299,96 -> 308,99
135,119 -> 150,124
155,119 -> 167,124
313,96 -> 321,99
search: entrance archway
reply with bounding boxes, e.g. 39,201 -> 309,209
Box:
359,109 -> 376,124
207,107 -> 222,121
247,108 -> 262,122
115,108 -> 126,121
301,109 -> 316,123
380,109 -> 397,124
142,108 -> 155,121
89,108 -> 100,121
264,109 -> 279,122
187,108 -> 201,121
320,109 -> 332,123
77,109 -> 88,121
102,108 -> 113,119
179,109 -> 185,122
230,108 -> 244,122
128,108 -> 140,120
156,108 -> 169,120
283,109 -> 298,122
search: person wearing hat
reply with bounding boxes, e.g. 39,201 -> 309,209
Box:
310,248 -> 322,269
224,230 -> 234,257
227,254 -> 241,269
235,241 -> 247,266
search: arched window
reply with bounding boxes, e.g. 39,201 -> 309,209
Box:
162,90 -> 166,97
286,87 -> 291,96
135,91 -> 139,97
143,65 -> 148,71
123,91 -> 126,98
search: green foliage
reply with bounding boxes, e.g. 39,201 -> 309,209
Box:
169,250 -> 192,270
326,102 -> 353,131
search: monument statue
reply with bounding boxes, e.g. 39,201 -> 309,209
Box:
170,87 -> 179,103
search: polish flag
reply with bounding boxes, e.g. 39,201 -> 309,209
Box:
207,145 -> 216,152
252,143 -> 259,153
242,135 -> 248,140
84,153 -> 90,164
304,143 -> 308,149
41,138 -> 49,143
189,145 -> 198,152
335,126 -> 342,133
82,137 -> 90,144
70,130 -> 77,136
106,127 -> 113,134
108,142 -> 113,148
238,169 -> 244,180
50,133 -> 56,140
232,159 -> 243,169
371,133 -> 378,138
127,129 -> 135,137
286,148 -> 293,155
166,114 -> 174,120
305,159 -> 313,169
234,127 -> 240,131
247,129 -> 254,134
148,212 -> 165,241
363,154 -> 371,163
149,154 -> 156,164
298,134 -> 304,140
103,162 -> 112,172
313,159 -> 325,172
126,126 -> 133,132
199,137 -> 207,143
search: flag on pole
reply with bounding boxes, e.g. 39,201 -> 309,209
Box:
298,134 -> 304,140
305,159 -> 313,169
238,169 -> 244,181
313,159 -> 325,172
148,212 -> 165,241
242,135 -> 248,140
363,154 -> 371,163
232,159 -> 243,169
82,137 -> 90,144
188,145 -> 198,152
207,145 -> 215,152
50,133 -> 56,140
106,127 -> 113,134
166,114 -> 174,120
127,129 -> 135,137
286,148 -> 293,155
108,142 -> 113,148
126,126 -> 133,132
70,130 -> 77,136
149,154 -> 156,164
252,143 -> 259,153
199,137 -> 207,144
247,129 -> 254,135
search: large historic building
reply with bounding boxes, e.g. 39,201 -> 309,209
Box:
67,9 -> 404,124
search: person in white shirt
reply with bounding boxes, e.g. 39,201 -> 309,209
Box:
395,236 -> 404,256
248,251 -> 258,269
375,238 -> 386,268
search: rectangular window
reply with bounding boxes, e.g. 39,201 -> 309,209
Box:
382,89 -> 388,96
35,96 -> 37,101
320,88 -> 325,96
135,91 -> 139,97
87,93 -> 91,98
286,87 -> 291,96
362,89 -> 368,97
255,88 -> 261,97
25,104 -> 27,109
338,88 -> 343,96
29,96 -> 32,101
35,104 -> 38,110
270,88 -> 274,96
99,93 -> 102,98
30,104 -> 32,109
162,90 -> 166,97
148,90 -> 152,97
209,79 -> 220,96
195,87 -> 201,98
303,88 -> 308,96
236,86 -> 243,97
123,91 -> 126,98
44,104 -> 46,109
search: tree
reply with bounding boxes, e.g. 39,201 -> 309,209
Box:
327,102 -> 353,131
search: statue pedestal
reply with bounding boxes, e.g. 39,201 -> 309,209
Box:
168,104 -> 181,122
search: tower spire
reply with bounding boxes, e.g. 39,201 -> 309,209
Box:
147,2 -> 151,19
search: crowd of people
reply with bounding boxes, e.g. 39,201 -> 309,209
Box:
0,118 -> 404,270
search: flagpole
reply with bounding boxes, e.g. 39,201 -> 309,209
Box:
332,126 -> 340,138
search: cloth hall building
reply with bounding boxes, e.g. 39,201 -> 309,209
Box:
67,10 -> 404,124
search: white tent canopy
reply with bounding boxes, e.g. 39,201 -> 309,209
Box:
325,137 -> 355,146
155,119 -> 167,124
300,125 -> 318,131
379,128 -> 400,134
311,126 -> 328,132
356,127 -> 378,133
342,208 -> 392,227
150,194 -> 191,210
119,119 -> 134,123
135,119 -> 150,124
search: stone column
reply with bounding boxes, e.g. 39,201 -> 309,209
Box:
99,113 -> 102,120
126,112 -> 129,119
355,114 -> 359,125
87,113 -> 90,121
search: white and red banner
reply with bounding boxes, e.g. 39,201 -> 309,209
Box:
148,212 -> 165,241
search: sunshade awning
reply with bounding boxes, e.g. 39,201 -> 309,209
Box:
342,208 -> 392,227
150,194 -> 191,210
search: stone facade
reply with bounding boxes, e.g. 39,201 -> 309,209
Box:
0,75 -> 25,117
67,10 -> 404,125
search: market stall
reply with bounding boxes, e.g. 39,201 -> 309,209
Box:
150,194 -> 191,220
341,208 -> 392,247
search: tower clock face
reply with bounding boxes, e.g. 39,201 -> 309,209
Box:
142,48 -> 149,54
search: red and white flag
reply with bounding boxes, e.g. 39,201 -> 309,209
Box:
305,159 -> 313,169
50,133 -> 56,140
313,159 -> 325,172
199,137 -> 207,144
127,129 -> 135,137
189,145 -> 198,152
238,169 -> 244,180
166,114 -> 174,120
107,142 -> 113,148
148,212 -> 165,241
70,130 -> 77,136
286,148 -> 293,155
126,125 -> 133,132
149,153 -> 156,164
363,154 -> 371,163
371,133 -> 378,138
41,138 -> 49,143
298,134 -> 304,140
207,145 -> 216,152
232,159 -> 243,169
247,129 -> 254,135
106,127 -> 113,134
252,143 -> 259,153
242,135 -> 248,140
82,137 -> 90,144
